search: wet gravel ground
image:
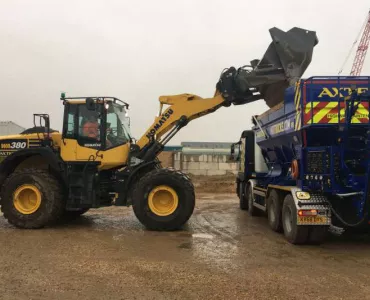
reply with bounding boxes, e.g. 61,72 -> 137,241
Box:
1,193 -> 370,300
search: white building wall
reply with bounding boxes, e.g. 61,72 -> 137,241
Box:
173,152 -> 237,176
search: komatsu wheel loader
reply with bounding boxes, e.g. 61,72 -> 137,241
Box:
0,26 -> 318,230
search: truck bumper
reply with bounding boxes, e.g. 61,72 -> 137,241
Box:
291,187 -> 331,226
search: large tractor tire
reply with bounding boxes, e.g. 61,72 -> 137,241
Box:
1,168 -> 65,229
132,168 -> 195,231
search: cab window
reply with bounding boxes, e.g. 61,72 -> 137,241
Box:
77,105 -> 102,147
105,103 -> 131,148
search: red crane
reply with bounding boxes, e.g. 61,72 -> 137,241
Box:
338,10 -> 370,76
351,10 -> 370,75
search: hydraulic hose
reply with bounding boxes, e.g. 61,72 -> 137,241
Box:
328,199 -> 368,228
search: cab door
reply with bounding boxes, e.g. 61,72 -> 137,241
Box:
60,102 -> 105,162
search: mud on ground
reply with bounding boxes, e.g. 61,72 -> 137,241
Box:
1,193 -> 370,299
189,174 -> 236,194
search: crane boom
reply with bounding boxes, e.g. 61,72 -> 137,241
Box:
350,10 -> 370,76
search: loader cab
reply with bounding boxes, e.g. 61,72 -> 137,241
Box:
60,96 -> 132,166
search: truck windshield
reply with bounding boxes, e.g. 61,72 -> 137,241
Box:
106,103 -> 132,148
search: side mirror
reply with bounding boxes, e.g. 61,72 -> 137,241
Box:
86,98 -> 96,111
229,141 -> 241,161
229,143 -> 236,160
130,137 -> 137,144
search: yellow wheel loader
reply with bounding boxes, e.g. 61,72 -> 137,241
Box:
0,27 -> 318,230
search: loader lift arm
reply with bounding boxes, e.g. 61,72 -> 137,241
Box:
137,92 -> 225,148
133,67 -> 241,162
132,26 -> 318,162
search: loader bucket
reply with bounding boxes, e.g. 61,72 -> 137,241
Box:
234,27 -> 318,107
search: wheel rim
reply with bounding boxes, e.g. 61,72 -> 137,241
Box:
269,201 -> 275,223
284,206 -> 293,233
13,184 -> 42,214
148,185 -> 179,216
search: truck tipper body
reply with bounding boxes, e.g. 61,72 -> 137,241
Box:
231,76 -> 370,244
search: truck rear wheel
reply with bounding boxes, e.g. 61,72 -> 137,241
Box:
1,168 -> 64,229
132,168 -> 195,231
267,189 -> 282,232
282,194 -> 308,244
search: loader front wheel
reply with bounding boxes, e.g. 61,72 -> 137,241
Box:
132,168 -> 195,231
1,168 -> 64,229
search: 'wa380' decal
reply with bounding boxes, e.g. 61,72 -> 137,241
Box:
0,142 -> 27,149
0,139 -> 28,152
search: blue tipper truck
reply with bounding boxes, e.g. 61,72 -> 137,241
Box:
231,77 -> 370,244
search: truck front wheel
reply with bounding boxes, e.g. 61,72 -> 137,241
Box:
247,184 -> 258,216
132,168 -> 195,231
239,182 -> 248,211
267,189 -> 282,232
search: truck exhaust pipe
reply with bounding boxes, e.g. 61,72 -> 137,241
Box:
217,27 -> 319,107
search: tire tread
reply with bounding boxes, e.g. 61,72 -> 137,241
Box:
132,168 -> 195,231
1,168 -> 64,229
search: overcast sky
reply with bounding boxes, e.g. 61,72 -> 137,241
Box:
1,0 -> 369,144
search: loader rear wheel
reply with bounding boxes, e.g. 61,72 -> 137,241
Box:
282,194 -> 309,244
132,168 -> 195,231
1,168 -> 64,229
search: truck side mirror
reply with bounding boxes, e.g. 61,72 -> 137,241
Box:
230,143 -> 236,160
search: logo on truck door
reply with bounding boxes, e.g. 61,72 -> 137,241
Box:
318,87 -> 368,98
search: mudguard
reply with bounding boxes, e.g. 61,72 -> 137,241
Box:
0,148 -> 65,189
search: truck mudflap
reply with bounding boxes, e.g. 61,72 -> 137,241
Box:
290,187 -> 331,226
